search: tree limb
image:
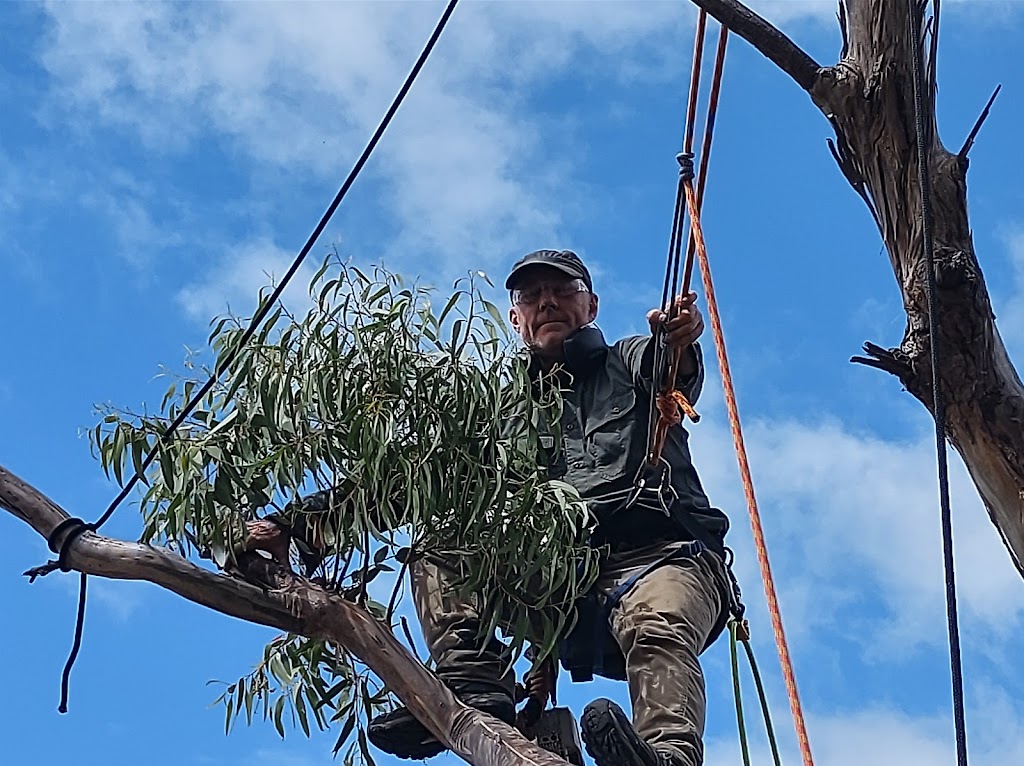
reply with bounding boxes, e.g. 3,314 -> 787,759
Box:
0,462 -> 569,766
688,0 -> 821,92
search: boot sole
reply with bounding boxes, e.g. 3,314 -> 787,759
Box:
581,699 -> 647,766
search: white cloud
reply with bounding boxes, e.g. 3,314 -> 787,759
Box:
89,579 -> 147,622
689,405 -> 1024,655
747,0 -> 835,25
708,690 -> 1024,766
249,750 -> 323,766
37,1 -> 689,276
995,227 -> 1024,365
175,238 -> 319,323
78,174 -> 187,268
33,0 -> 867,288
52,555 -> 144,621
706,708 -> 949,766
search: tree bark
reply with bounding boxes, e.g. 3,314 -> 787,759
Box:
691,0 -> 1024,577
0,463 -> 568,766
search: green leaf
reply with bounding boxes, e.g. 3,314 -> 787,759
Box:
224,695 -> 234,735
332,712 -> 357,756
273,695 -> 286,738
92,261 -> 598,706
295,686 -> 310,737
437,290 -> 462,326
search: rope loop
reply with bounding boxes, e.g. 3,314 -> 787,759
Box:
48,517 -> 96,572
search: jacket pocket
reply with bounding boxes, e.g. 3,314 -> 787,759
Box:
585,388 -> 638,481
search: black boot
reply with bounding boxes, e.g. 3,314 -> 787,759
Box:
367,688 -> 516,760
581,698 -> 687,766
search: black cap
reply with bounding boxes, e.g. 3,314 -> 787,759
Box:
505,249 -> 593,291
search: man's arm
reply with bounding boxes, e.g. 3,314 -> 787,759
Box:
619,335 -> 705,404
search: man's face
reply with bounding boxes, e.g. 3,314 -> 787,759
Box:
508,266 -> 599,360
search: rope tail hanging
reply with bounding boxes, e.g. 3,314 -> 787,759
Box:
647,11 -> 817,766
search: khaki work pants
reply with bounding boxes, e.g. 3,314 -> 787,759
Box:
411,541 -> 730,766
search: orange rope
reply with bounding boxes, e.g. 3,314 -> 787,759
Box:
682,112 -> 817,766
669,13 -> 816,766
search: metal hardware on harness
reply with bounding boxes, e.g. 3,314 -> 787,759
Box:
733,617 -> 751,642
522,708 -> 584,766
626,458 -> 680,515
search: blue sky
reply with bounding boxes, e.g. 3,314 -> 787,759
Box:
2,1 -> 1024,764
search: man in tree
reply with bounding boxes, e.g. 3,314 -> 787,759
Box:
365,248 -> 738,766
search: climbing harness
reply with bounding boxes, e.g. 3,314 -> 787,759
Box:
639,11 -> 818,766
907,2 -> 969,763
34,0 -> 463,713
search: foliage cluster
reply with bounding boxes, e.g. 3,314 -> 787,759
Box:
91,258 -> 600,757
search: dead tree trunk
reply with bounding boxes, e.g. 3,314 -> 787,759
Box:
0,464 -> 569,766
692,0 -> 1024,577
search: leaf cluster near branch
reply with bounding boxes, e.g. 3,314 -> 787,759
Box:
87,256 -> 601,752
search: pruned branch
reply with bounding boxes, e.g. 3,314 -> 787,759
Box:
0,462 -> 570,766
850,341 -> 913,379
958,84 -> 1002,159
689,0 -> 821,91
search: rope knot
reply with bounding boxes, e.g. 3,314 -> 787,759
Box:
676,152 -> 695,182
649,389 -> 701,467
656,389 -> 700,425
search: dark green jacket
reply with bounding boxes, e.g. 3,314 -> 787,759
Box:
536,325 -> 729,552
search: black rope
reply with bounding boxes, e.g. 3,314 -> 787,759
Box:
58,573 -> 88,714
92,0 -> 461,534
43,519 -> 95,713
40,0 -> 462,713
908,3 -> 969,764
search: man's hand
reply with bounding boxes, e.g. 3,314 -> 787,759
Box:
647,291 -> 704,350
245,519 -> 292,567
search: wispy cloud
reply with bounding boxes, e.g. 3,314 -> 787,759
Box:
176,238 -> 320,324
248,749 -> 324,766
25,0 -> 900,313
994,226 -> 1024,366
29,2 -> 693,287
708,689 -> 1024,766
692,407 -> 1024,653
52,559 -> 145,621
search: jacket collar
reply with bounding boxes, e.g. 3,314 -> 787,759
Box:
526,325 -> 609,382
